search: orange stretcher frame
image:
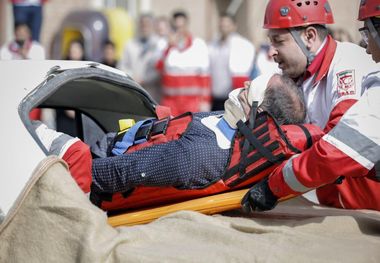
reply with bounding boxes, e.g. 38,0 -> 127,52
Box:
108,189 -> 249,227
107,189 -> 294,227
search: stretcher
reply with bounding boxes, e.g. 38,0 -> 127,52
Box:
108,189 -> 293,227
6,60 -> 300,227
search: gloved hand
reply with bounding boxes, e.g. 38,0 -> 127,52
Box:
223,88 -> 247,129
223,74 -> 274,129
32,121 -> 79,157
246,74 -> 273,106
241,178 -> 278,212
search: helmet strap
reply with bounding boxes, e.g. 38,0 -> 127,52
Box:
289,28 -> 315,66
367,18 -> 380,50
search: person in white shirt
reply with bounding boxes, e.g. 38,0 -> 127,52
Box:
10,0 -> 47,41
209,13 -> 255,110
0,22 -> 45,60
118,14 -> 161,102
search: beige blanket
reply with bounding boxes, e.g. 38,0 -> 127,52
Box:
1,156 -> 380,263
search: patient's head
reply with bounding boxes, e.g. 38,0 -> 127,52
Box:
260,74 -> 306,125
239,74 -> 306,125
224,74 -> 306,128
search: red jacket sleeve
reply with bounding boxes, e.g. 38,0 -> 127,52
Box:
268,98 -> 362,198
268,137 -> 371,199
324,99 -> 357,132
61,140 -> 92,193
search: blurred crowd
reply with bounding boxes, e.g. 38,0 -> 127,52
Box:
0,0 -> 364,135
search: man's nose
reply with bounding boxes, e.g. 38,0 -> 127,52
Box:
268,45 -> 278,58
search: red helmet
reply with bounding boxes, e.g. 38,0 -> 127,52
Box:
264,0 -> 334,29
358,0 -> 380,21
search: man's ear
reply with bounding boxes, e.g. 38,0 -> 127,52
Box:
304,26 -> 318,50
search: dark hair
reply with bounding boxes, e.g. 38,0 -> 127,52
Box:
260,74 -> 306,125
65,39 -> 86,60
172,10 -> 188,20
103,39 -> 115,48
69,38 -> 84,48
140,13 -> 154,21
294,24 -> 330,41
220,12 -> 236,23
14,22 -> 30,31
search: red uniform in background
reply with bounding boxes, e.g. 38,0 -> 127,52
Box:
157,34 -> 211,116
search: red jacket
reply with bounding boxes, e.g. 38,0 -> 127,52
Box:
157,35 -> 211,116
268,71 -> 380,211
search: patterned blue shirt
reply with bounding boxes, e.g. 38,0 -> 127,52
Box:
92,112 -> 231,193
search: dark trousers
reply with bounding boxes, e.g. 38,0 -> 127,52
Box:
13,5 -> 43,41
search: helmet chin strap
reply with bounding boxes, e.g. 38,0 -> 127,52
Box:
289,28 -> 315,67
367,18 -> 380,50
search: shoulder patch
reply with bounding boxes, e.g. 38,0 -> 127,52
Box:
336,70 -> 356,98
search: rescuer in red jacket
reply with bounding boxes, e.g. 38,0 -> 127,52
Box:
242,0 -> 380,212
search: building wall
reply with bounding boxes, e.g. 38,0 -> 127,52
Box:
0,0 -> 366,58
244,0 -> 363,47
0,0 -> 13,45
151,0 -> 363,47
150,0 -> 215,40
41,0 -> 103,55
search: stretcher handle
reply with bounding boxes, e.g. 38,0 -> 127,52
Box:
108,189 -> 295,227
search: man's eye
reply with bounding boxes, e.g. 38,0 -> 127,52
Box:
270,39 -> 283,46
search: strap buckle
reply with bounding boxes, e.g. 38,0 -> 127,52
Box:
134,118 -> 170,143
151,117 -> 169,137
134,122 -> 153,142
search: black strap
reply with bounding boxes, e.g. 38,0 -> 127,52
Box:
121,188 -> 136,198
289,28 -> 315,66
239,101 -> 259,176
237,120 -> 281,164
296,124 -> 313,149
134,122 -> 153,141
89,183 -> 113,207
248,101 -> 258,130
227,153 -> 287,188
223,140 -> 280,181
89,183 -> 136,208
223,111 -> 309,187
171,111 -> 193,120
135,117 -> 170,142
253,125 -> 269,138
253,113 -> 268,129
265,111 -> 302,154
